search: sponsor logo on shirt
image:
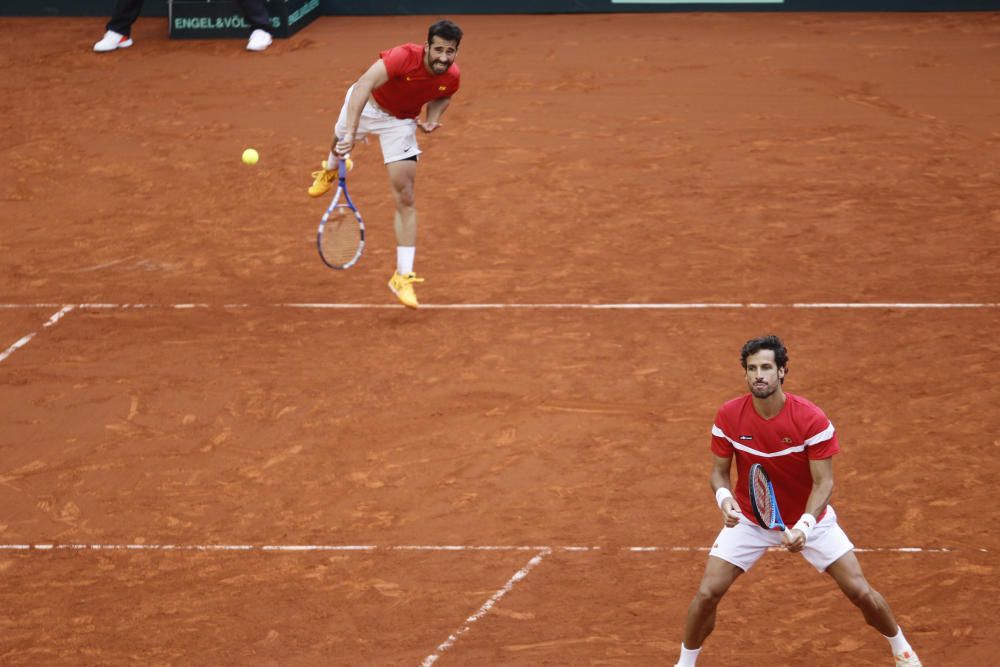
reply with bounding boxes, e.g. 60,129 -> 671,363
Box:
739,435 -> 753,440
782,437 -> 793,444
438,85 -> 447,91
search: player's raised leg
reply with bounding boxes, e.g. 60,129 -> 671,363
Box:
826,551 -> 922,666
676,556 -> 743,667
386,157 -> 423,308
310,87 -> 361,198
309,148 -> 341,197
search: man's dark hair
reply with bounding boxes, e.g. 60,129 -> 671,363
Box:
428,19 -> 463,47
740,335 -> 789,381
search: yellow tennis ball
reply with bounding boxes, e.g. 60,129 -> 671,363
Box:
345,157 -> 353,171
242,148 -> 259,166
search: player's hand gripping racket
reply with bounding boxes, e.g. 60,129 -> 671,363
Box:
317,157 -> 365,270
748,463 -> 792,539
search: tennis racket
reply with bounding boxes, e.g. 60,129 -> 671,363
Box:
317,157 -> 365,270
748,463 -> 792,538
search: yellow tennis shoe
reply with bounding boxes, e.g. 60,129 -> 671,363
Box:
388,271 -> 424,309
308,161 -> 337,197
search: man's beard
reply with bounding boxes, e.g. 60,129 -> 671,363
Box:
750,383 -> 776,399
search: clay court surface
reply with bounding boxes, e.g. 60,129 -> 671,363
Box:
1,10 -> 999,665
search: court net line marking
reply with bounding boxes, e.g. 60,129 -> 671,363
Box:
0,544 -> 973,553
421,548 -> 550,666
0,306 -> 74,364
0,302 -> 997,310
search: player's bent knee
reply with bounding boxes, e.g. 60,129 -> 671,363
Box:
844,581 -> 876,607
694,583 -> 726,608
390,182 -> 416,207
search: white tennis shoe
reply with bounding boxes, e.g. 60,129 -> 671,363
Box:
246,29 -> 272,52
894,650 -> 922,666
93,30 -> 132,52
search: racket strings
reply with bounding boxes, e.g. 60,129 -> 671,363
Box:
751,470 -> 775,526
320,206 -> 361,266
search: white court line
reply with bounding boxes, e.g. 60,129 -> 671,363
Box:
420,548 -> 551,667
0,543 -> 973,553
291,302 -> 1000,310
0,306 -> 74,364
0,302 -> 997,310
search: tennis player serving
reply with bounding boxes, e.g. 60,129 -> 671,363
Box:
308,19 -> 463,309
674,335 -> 922,667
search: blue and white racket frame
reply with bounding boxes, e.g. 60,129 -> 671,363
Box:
316,157 -> 366,270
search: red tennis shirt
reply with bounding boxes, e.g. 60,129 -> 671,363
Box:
371,44 -> 461,120
711,393 -> 839,524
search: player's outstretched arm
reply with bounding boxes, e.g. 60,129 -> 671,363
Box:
333,60 -> 390,156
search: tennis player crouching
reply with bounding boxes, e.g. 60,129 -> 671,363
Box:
674,335 -> 922,667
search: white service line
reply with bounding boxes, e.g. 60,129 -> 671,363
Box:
420,548 -> 551,667
0,306 -> 74,364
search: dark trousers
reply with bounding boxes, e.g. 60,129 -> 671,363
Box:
106,0 -> 271,35
105,0 -> 142,34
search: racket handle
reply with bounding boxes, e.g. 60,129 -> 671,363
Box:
338,155 -> 355,179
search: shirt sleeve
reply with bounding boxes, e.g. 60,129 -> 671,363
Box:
804,411 -> 840,459
710,408 -> 733,458
379,46 -> 412,78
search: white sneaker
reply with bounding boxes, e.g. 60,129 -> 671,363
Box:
246,29 -> 272,52
93,30 -> 132,52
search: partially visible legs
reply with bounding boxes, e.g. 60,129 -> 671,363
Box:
386,157 -> 418,248
309,87 -> 366,198
675,513 -> 920,666
826,551 -> 898,635
681,556 -> 743,655
385,157 -> 423,308
236,0 -> 271,32
105,0 -> 143,36
238,0 -> 273,51
675,519 -> 786,666
94,0 -> 142,52
826,551 -> 921,664
373,116 -> 423,307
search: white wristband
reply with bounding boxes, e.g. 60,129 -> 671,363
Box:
715,487 -> 734,509
792,513 -> 817,540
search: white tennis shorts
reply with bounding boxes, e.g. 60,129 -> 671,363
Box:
709,505 -> 854,573
335,84 -> 421,164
